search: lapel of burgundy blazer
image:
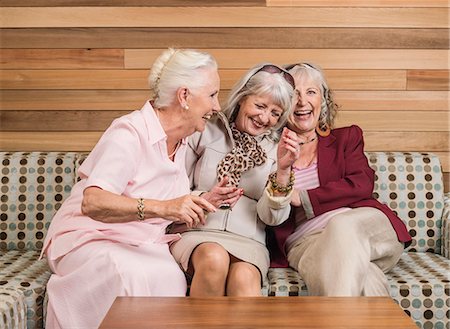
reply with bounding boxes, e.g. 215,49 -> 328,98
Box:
317,132 -> 337,187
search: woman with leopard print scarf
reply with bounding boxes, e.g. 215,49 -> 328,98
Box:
170,63 -> 301,296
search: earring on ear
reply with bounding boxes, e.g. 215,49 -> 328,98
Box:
183,105 -> 189,110
316,122 -> 330,137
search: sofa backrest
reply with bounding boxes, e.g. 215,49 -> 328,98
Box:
0,151 -> 445,253
0,152 -> 78,251
367,152 -> 444,253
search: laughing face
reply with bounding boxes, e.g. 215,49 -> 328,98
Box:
185,68 -> 221,133
287,75 -> 322,136
234,94 -> 284,136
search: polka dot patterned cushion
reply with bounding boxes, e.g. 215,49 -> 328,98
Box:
0,152 -> 78,251
389,252 -> 450,329
0,250 -> 51,329
0,286 -> 26,329
366,152 -> 445,254
267,267 -> 307,297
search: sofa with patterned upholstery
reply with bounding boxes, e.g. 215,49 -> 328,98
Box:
0,151 -> 449,329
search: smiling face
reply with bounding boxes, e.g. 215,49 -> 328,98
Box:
184,68 -> 221,133
234,94 -> 284,136
287,74 -> 322,137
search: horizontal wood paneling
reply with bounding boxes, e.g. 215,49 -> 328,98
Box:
0,69 -> 407,90
2,131 -> 447,152
363,132 -> 449,152
333,91 -> 449,111
1,0 -> 448,7
0,49 -> 124,69
407,70 -> 450,90
335,111 -> 448,132
2,28 -> 448,49
1,8 -> 447,28
0,90 -> 150,110
0,132 -> 102,151
2,90 -> 447,111
0,110 -> 126,131
125,49 -> 449,69
267,0 -> 449,7
0,3 -> 448,192
0,0 -> 264,6
2,110 -> 446,132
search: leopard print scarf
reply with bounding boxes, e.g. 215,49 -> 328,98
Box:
217,123 -> 267,187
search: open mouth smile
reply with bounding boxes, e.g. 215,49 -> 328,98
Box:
294,110 -> 313,117
202,113 -> 213,120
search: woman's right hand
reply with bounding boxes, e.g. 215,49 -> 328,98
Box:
201,176 -> 243,209
156,195 -> 217,229
277,127 -> 300,171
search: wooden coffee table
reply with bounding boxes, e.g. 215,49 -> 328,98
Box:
99,296 -> 417,328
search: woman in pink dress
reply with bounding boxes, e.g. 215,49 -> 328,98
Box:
42,48 -> 221,329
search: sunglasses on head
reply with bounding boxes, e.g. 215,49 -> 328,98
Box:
250,64 -> 296,90
284,62 -> 317,71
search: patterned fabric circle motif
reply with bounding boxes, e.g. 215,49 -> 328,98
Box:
0,152 -> 77,251
366,152 -> 445,253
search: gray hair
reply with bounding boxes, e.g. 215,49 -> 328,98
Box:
224,63 -> 295,141
148,48 -> 218,108
285,62 -> 338,130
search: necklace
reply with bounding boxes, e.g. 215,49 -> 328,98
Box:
168,140 -> 181,158
299,135 -> 318,146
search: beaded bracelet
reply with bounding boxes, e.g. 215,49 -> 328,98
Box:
137,198 -> 145,221
268,171 -> 295,194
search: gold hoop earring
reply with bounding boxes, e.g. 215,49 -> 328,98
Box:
316,123 -> 330,137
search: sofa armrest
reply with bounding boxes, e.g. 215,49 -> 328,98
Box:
442,192 -> 450,259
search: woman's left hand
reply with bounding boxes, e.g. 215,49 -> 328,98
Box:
277,127 -> 300,170
201,176 -> 243,209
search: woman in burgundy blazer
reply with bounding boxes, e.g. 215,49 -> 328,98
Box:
267,63 -> 411,296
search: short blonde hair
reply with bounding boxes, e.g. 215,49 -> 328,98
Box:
148,48 -> 218,108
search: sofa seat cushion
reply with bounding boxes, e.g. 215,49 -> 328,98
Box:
267,267 -> 306,296
387,252 -> 450,329
0,250 -> 51,329
0,286 -> 26,329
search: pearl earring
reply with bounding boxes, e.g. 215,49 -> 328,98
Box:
183,105 -> 189,110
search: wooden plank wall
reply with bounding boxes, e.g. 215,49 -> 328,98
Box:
0,0 -> 449,192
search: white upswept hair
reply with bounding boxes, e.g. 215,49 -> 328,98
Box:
148,48 -> 218,108
224,63 -> 295,141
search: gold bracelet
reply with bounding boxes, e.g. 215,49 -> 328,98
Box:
268,171 -> 295,194
137,198 -> 145,221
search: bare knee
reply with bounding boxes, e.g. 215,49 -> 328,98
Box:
189,243 -> 230,296
227,262 -> 262,296
191,242 -> 230,273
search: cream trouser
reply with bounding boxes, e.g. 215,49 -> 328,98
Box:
287,207 -> 404,296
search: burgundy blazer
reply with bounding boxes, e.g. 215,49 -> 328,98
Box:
267,125 -> 412,267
